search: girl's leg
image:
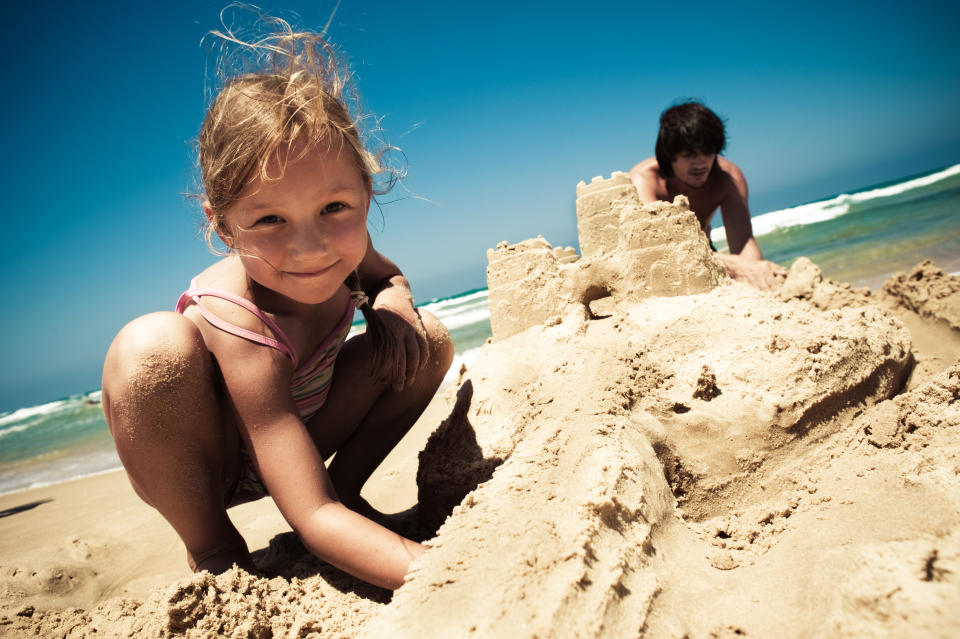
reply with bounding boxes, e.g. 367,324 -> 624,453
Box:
101,312 -> 252,573
307,310 -> 453,515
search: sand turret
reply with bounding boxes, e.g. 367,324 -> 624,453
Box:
486,172 -> 726,340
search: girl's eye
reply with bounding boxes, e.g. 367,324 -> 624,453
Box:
323,202 -> 347,215
254,214 -> 283,226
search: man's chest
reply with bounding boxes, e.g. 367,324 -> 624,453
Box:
665,188 -> 723,227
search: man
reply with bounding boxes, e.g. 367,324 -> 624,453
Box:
629,101 -> 786,291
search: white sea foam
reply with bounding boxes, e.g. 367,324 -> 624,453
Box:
435,305 -> 491,331
0,422 -> 35,440
0,398 -> 70,430
711,163 -> 960,244
424,291 -> 490,330
349,290 -> 491,339
422,289 -> 489,313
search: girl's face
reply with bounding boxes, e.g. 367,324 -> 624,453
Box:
219,141 -> 370,306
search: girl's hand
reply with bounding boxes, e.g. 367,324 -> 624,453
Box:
374,297 -> 429,391
355,235 -> 431,391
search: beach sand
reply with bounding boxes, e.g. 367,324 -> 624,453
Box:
3,173 -> 959,637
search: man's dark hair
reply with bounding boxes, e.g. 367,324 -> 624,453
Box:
655,101 -> 726,178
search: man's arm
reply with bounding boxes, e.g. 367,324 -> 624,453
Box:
716,161 -> 787,291
717,161 -> 755,255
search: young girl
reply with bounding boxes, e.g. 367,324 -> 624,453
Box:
101,18 -> 453,590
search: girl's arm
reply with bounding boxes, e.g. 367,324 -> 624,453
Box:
213,330 -> 423,589
356,232 -> 429,390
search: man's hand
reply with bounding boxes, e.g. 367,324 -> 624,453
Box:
717,253 -> 788,293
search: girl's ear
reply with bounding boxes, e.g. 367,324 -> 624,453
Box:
203,201 -> 234,249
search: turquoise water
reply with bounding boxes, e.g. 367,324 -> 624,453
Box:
2,163 -> 958,495
713,164 -> 960,288
0,392 -> 118,495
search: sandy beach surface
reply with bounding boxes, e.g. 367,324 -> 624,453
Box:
3,174 -> 959,638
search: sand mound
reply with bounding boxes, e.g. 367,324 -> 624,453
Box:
6,173 -> 959,638
393,175 -> 949,638
882,259 -> 960,331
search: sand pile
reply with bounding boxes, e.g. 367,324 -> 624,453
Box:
4,172 -> 959,638
882,259 -> 960,332
378,174 -> 956,638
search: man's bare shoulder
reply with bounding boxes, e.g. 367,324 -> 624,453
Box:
629,156 -> 660,179
629,157 -> 667,201
715,156 -> 748,191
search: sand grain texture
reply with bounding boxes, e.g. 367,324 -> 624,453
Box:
3,173 -> 960,638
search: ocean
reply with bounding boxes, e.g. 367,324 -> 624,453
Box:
1,163 -> 958,496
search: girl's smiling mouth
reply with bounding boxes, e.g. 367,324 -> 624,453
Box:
284,263 -> 338,278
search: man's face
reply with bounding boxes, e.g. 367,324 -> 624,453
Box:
671,149 -> 716,189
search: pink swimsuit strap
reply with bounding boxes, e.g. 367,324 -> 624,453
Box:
175,277 -> 301,367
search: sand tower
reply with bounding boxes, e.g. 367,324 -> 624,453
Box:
485,172 -> 727,340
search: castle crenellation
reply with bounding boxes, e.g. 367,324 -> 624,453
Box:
485,172 -> 728,340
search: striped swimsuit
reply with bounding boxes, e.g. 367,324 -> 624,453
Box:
175,277 -> 356,503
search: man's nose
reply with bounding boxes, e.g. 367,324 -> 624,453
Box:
692,152 -> 712,168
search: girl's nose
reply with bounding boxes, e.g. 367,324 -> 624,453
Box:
290,223 -> 328,258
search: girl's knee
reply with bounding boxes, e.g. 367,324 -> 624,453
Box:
103,313 -> 213,436
105,313 -> 209,384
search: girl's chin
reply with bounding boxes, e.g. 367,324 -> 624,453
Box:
287,284 -> 341,303
259,279 -> 342,306
282,269 -> 334,280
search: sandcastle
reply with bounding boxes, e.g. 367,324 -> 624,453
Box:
359,175 -> 959,638
485,171 -> 726,340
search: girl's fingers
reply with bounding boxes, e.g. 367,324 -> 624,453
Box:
382,309 -> 430,391
416,327 -> 429,371
390,336 -> 407,392
404,330 -> 421,385
413,309 -> 429,371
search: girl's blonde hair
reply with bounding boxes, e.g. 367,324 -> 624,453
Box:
198,8 -> 403,382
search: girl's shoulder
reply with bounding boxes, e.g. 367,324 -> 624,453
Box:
190,256 -> 244,292
179,257 -> 289,355
180,257 -> 353,365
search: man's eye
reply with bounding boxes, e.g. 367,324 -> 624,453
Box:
255,214 -> 282,225
323,202 -> 347,215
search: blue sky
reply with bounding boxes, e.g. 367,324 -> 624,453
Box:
1,0 -> 958,412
